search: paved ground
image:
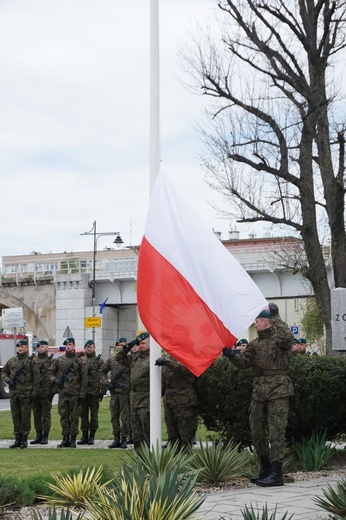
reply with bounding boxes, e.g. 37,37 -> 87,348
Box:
0,438 -> 344,519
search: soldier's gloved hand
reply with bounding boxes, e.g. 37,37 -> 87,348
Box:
222,347 -> 241,358
106,381 -> 113,391
269,303 -> 279,316
155,357 -> 166,366
7,379 -> 14,387
54,378 -> 62,386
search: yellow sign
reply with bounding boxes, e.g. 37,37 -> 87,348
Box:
85,317 -> 101,328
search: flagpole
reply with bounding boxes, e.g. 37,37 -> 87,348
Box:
149,0 -> 162,450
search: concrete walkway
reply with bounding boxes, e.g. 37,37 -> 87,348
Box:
0,439 -> 344,519
198,474 -> 345,519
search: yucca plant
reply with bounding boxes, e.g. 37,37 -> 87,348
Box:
291,430 -> 337,471
84,456 -> 205,519
125,441 -> 195,479
313,478 -> 346,519
190,440 -> 253,485
38,466 -> 113,508
240,504 -> 294,519
32,506 -> 84,519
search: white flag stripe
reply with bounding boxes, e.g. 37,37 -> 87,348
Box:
145,170 -> 268,337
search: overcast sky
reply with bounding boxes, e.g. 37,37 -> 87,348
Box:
0,0 -> 264,261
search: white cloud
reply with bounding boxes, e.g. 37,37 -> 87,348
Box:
0,0 -> 238,261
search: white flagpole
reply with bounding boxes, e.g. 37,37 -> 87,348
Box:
149,0 -> 162,450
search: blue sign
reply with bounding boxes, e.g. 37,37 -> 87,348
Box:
291,326 -> 299,335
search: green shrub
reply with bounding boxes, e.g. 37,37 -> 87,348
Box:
291,430 -> 337,471
32,506 -> 84,519
190,440 -> 253,485
314,478 -> 346,519
0,476 -> 36,507
240,504 -> 294,519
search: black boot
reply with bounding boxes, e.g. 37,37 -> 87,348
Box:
120,436 -> 128,449
69,435 -> 77,448
77,430 -> 89,445
256,460 -> 284,487
30,430 -> 42,445
108,433 -> 121,448
250,455 -> 272,484
88,429 -> 96,445
10,434 -> 21,449
41,431 -> 49,445
57,435 -> 70,448
20,434 -> 28,449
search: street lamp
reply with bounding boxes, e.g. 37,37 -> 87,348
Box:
80,220 -> 123,341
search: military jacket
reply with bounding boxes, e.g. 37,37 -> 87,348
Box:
162,355 -> 198,407
2,352 -> 34,397
84,353 -> 104,396
48,351 -> 87,397
32,352 -> 54,397
230,322 -> 294,401
129,350 -> 150,409
101,354 -> 130,395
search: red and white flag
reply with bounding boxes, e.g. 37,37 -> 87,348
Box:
137,170 -> 267,376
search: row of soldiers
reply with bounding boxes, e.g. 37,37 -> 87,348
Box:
1,333 -> 199,451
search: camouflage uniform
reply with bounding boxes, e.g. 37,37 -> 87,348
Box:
161,355 -> 198,449
129,349 -> 150,449
49,350 -> 87,446
230,316 -> 294,462
2,350 -> 34,447
101,351 -> 131,447
78,352 -> 104,444
31,351 -> 54,443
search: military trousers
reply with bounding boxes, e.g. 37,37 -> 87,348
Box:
110,392 -> 130,437
164,403 -> 198,448
58,394 -> 80,436
32,395 -> 52,431
249,397 -> 289,461
131,405 -> 150,450
80,394 -> 100,431
10,394 -> 31,435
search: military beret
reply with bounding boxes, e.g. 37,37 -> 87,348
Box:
116,337 -> 127,345
38,340 -> 49,347
237,338 -> 248,345
293,338 -> 300,343
256,310 -> 272,319
65,337 -> 75,344
84,340 -> 94,349
299,338 -> 307,344
136,332 -> 150,342
16,339 -> 28,347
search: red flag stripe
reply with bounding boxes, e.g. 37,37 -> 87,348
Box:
137,236 -> 236,376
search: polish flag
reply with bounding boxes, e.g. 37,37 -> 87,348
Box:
137,170 -> 267,377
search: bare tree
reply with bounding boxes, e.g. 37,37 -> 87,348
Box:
185,0 -> 346,353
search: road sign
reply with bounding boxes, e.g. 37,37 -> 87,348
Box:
291,326 -> 299,335
63,326 -> 73,338
85,317 -> 101,328
1,307 -> 24,329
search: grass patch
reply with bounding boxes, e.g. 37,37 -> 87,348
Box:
0,448 -> 131,478
0,397 -> 210,441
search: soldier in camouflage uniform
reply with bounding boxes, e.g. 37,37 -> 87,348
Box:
77,340 -> 104,445
155,353 -> 198,451
116,332 -> 150,451
223,304 -> 293,487
101,337 -> 131,449
30,340 -> 54,445
49,337 -> 87,448
1,339 -> 35,449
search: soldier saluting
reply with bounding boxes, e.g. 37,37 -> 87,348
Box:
1,339 -> 35,449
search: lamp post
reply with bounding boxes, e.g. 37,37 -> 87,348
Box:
80,220 -> 123,342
